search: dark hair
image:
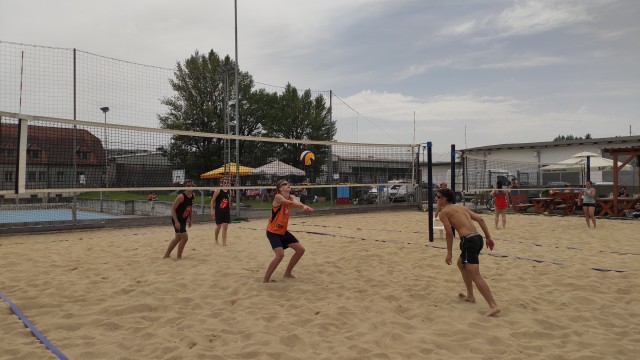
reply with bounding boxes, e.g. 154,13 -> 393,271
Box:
497,180 -> 503,189
438,188 -> 454,203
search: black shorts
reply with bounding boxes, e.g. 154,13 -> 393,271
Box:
215,211 -> 231,225
459,232 -> 484,264
266,231 -> 299,250
171,218 -> 188,234
582,202 -> 595,207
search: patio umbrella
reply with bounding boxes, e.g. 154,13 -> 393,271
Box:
250,160 -> 306,176
540,153 -> 633,173
200,162 -> 255,179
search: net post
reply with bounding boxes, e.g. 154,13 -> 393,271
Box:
16,118 -> 28,195
72,48 -> 77,220
450,144 -> 456,203
427,142 -> 433,242
450,144 -> 456,237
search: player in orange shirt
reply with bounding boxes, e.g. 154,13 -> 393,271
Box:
263,179 -> 313,283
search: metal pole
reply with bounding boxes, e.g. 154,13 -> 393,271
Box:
100,106 -> 109,212
329,90 -> 334,205
450,144 -> 456,203
234,0 -> 241,217
224,69 -> 230,165
72,49 -> 77,220
427,142 -> 433,242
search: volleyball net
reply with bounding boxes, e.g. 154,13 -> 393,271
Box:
0,111 -> 420,224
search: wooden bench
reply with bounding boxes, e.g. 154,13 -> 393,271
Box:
511,194 -> 533,213
549,192 -> 576,215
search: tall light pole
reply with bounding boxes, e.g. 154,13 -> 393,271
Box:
100,106 -> 109,212
220,65 -> 232,169
234,0 -> 241,217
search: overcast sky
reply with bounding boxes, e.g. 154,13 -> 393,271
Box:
1,0 -> 639,152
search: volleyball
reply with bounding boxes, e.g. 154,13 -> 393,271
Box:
300,150 -> 315,166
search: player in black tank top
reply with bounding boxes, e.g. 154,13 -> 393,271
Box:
210,178 -> 232,246
163,180 -> 195,259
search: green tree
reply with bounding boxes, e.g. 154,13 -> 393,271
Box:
158,51 -> 336,181
158,50 -> 255,180
261,83 -> 336,172
552,134 -> 591,142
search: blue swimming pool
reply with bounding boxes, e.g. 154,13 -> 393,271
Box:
0,209 -> 122,223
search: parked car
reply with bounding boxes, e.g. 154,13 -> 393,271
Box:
388,183 -> 417,202
547,181 -> 571,187
352,186 -> 376,204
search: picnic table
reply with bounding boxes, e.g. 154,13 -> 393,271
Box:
549,192 -> 577,215
597,197 -> 639,217
531,197 -> 553,214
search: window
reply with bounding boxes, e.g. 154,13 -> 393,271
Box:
38,171 -> 47,182
27,149 -> 41,159
77,151 -> 89,160
78,172 -> 86,185
2,149 -> 16,158
4,171 -> 13,182
27,171 -> 37,182
56,171 -> 64,182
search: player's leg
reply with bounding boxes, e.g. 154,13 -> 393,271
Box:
176,231 -> 189,259
457,257 -> 475,302
284,242 -> 305,278
465,263 -> 499,316
221,223 -> 229,246
264,247 -> 285,283
215,223 -> 221,244
164,221 -> 181,258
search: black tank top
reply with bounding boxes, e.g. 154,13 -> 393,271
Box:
215,190 -> 231,213
176,192 -> 194,221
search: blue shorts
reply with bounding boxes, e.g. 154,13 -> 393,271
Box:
266,231 -> 299,250
460,232 -> 484,264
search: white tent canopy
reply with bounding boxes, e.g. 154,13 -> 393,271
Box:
250,160 -> 306,176
540,152 -> 633,173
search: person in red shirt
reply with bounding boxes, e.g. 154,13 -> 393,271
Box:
490,180 -> 509,229
263,179 -> 313,283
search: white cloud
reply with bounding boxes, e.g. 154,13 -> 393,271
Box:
438,0 -> 596,41
494,0 -> 592,37
439,20 -> 478,36
397,52 -> 568,79
341,90 -> 632,150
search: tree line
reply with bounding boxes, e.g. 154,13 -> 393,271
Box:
157,50 -> 336,181
552,133 -> 592,141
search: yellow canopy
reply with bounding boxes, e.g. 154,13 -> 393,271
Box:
200,162 -> 255,179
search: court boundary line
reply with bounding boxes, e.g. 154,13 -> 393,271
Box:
0,291 -> 69,360
238,225 -> 630,272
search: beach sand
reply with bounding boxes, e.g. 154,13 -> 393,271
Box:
1,210 -> 639,359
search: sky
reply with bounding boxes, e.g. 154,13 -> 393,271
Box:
1,0 -> 639,152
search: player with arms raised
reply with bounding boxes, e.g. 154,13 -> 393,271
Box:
263,179 -> 313,283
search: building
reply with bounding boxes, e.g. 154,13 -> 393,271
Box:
0,123 -> 106,192
461,135 -> 640,189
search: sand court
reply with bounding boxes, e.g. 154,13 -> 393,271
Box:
1,210 -> 639,359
